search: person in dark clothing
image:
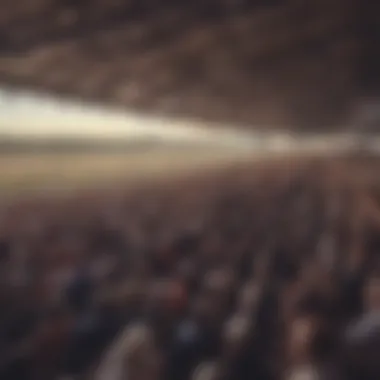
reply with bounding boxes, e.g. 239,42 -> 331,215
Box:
341,311 -> 380,380
221,313 -> 262,380
0,355 -> 32,380
62,300 -> 127,378
62,308 -> 102,377
165,317 -> 220,380
165,291 -> 222,380
64,267 -> 93,314
0,302 -> 37,379
0,240 -> 10,262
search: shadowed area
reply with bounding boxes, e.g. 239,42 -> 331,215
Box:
0,0 -> 378,130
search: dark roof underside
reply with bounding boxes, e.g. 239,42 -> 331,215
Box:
0,0 -> 378,130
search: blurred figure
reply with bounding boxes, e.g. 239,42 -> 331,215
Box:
95,322 -> 161,380
165,292 -> 222,380
284,364 -> 321,380
64,264 -> 94,314
191,361 -> 223,380
31,306 -> 72,380
341,311 -> 380,380
221,313 -> 261,380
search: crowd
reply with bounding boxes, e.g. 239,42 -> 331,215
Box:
0,158 -> 379,380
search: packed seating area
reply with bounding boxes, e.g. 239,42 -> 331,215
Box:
0,156 -> 379,380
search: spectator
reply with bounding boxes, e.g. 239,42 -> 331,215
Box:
0,159 -> 379,380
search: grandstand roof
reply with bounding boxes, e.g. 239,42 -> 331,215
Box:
0,0 -> 378,130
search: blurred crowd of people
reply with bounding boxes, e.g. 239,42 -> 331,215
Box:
0,160 -> 379,380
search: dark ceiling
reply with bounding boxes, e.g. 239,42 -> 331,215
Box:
0,0 -> 378,130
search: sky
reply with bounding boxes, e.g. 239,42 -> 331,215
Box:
0,87 -> 252,147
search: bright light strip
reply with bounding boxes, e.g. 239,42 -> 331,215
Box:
0,87 -> 245,146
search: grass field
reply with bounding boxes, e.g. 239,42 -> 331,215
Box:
0,145 -> 256,199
